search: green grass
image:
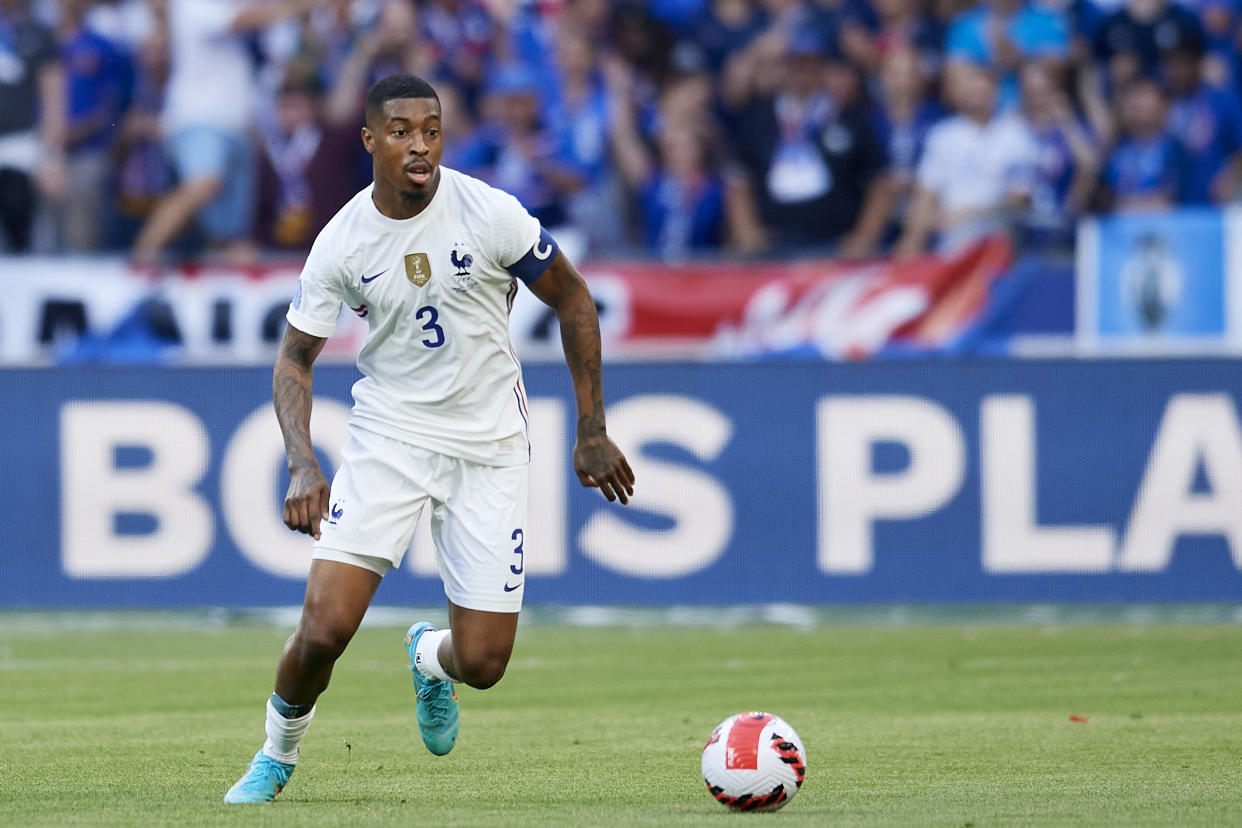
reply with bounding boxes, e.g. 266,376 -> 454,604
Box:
0,618 -> 1239,826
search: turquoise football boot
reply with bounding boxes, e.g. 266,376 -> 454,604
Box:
404,622 -> 460,756
223,750 -> 294,803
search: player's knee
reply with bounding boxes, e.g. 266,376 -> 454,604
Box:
295,620 -> 352,663
455,650 -> 508,690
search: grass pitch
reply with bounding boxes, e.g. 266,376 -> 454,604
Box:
0,614 -> 1239,826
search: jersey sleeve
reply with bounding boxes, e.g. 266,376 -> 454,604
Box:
486,189 -> 559,285
286,232 -> 345,338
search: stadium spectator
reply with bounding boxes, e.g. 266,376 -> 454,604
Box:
0,0 -> 65,253
1100,75 -> 1192,211
84,0 -> 157,51
871,46 -> 943,243
865,0 -> 944,79
318,0 -> 429,133
897,61 -> 1038,255
457,63 -> 585,231
1093,0 -> 1204,89
419,0 -> 493,106
944,0 -> 1071,105
607,56 -> 731,257
1179,0 -> 1242,88
111,21 -> 168,243
549,26 -> 624,253
56,0 -> 133,252
254,61 -> 369,250
725,29 -> 893,253
132,0 -> 317,264
1160,24 -> 1242,204
1019,63 -> 1099,246
690,0 -> 767,72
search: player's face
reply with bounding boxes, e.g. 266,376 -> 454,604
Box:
364,97 -> 444,202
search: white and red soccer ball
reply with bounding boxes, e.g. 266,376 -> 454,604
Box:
701,711 -> 807,812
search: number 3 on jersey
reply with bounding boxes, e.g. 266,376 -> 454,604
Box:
414,305 -> 445,348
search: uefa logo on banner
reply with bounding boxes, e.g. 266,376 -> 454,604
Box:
1076,207 -> 1242,353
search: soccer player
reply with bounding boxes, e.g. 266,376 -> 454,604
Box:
224,74 -> 635,803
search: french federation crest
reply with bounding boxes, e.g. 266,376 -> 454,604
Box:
405,252 -> 431,286
450,245 -> 477,292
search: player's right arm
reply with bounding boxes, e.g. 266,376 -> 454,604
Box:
274,325 -> 330,540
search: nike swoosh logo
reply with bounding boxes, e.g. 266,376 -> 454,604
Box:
533,240 -> 553,261
503,582 -> 522,592
361,269 -> 388,283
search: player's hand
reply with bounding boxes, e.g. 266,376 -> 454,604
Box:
284,466 -> 331,540
573,434 -> 635,505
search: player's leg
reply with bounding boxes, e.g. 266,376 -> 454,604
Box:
404,457 -> 526,755
437,603 -> 520,689
226,427 -> 425,802
275,559 -> 383,711
224,560 -> 381,804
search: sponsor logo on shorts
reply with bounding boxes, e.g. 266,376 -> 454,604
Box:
503,581 -> 522,592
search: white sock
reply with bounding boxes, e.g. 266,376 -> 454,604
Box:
414,628 -> 454,682
261,698 -> 315,764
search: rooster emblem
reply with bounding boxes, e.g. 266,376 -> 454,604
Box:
450,248 -> 473,277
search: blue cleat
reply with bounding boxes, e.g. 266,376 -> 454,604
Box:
404,622 -> 460,756
223,750 -> 295,803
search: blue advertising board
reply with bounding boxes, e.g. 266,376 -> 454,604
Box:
2,361 -> 1242,607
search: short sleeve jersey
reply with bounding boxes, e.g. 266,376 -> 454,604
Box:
287,167 -> 550,466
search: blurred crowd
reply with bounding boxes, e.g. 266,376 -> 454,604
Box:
2,0 -> 1241,262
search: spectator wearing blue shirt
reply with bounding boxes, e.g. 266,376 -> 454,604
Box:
1165,0 -> 1239,87
57,0 -> 134,251
1093,0 -> 1205,88
547,26 -> 625,251
1102,76 -> 1192,210
867,0 -> 944,81
871,46 -> 943,243
1018,63 -> 1099,246
607,55 -> 733,257
691,0 -> 767,71
1159,26 -> 1242,203
419,0 -> 493,106
457,64 -> 585,230
945,0 -> 1071,105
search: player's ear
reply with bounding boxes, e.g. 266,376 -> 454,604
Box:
361,125 -> 375,154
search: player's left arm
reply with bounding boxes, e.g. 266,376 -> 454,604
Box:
525,251 -> 635,505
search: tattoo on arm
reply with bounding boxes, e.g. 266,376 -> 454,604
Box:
273,326 -> 327,471
547,257 -> 606,436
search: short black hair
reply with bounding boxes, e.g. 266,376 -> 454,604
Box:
365,74 -> 439,124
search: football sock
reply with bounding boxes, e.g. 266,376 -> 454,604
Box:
261,695 -> 315,764
413,628 -> 455,682
269,692 -> 313,719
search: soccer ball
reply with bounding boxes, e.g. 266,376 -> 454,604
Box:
700,711 -> 807,812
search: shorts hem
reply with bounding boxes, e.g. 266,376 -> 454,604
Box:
443,586 -> 524,614
313,546 -> 393,577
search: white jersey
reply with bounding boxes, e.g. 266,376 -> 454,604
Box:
287,168 -> 551,466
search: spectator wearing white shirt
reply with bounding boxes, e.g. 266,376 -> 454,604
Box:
897,61 -> 1039,255
132,0 -> 315,263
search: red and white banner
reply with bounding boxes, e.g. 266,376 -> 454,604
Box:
569,236 -> 1013,359
0,238 -> 1011,364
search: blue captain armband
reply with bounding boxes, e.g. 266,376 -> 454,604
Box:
506,227 -> 559,285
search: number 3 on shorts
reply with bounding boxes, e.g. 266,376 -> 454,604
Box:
510,528 -> 524,575
415,305 -> 445,348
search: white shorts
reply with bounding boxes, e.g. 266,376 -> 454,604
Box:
313,426 -> 528,613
